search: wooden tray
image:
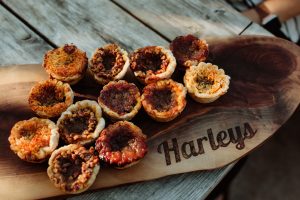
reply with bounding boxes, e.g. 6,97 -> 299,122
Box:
1,36 -> 300,199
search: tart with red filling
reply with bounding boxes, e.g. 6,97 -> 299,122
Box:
95,121 -> 147,169
28,79 -> 74,118
89,44 -> 129,85
47,144 -> 100,194
184,62 -> 230,103
8,117 -> 59,163
170,34 -> 208,69
141,79 -> 187,122
43,44 -> 88,84
57,100 -> 105,145
130,46 -> 176,84
98,80 -> 141,121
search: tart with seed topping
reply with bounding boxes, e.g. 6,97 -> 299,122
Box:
98,80 -> 141,121
8,117 -> 59,163
47,144 -> 100,194
141,79 -> 187,122
130,46 -> 176,84
170,34 -> 208,69
43,44 -> 88,84
57,100 -> 105,145
89,44 -> 129,85
95,121 -> 147,169
184,62 -> 230,103
28,79 -> 74,118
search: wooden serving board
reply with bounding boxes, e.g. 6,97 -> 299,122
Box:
1,36 -> 300,199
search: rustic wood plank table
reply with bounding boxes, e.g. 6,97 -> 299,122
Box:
0,0 -> 272,199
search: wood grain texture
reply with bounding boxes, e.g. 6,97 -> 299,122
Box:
0,36 -> 299,199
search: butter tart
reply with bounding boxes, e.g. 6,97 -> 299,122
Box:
130,46 -> 176,84
141,79 -> 187,122
8,117 -> 59,163
43,44 -> 88,84
28,79 -> 74,118
47,144 -> 100,194
170,34 -> 208,69
98,80 -> 141,121
95,121 -> 147,169
89,44 -> 129,85
184,62 -> 230,103
57,100 -> 105,145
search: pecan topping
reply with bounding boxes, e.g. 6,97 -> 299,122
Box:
63,44 -> 76,54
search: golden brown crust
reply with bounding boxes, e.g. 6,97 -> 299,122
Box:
89,44 -> 129,85
8,117 -> 59,163
47,144 -> 100,194
98,80 -> 141,121
95,121 -> 147,168
184,62 -> 230,103
130,46 -> 176,84
28,79 -> 74,118
57,100 -> 105,145
141,79 -> 187,122
43,44 -> 88,84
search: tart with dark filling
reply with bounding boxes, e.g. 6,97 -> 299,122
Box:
57,100 -> 105,145
89,44 -> 129,85
98,80 -> 141,121
47,144 -> 100,194
141,79 -> 187,122
130,46 -> 176,84
8,117 -> 59,163
184,62 -> 230,103
170,34 -> 208,69
95,121 -> 147,169
43,44 -> 88,84
28,79 -> 74,118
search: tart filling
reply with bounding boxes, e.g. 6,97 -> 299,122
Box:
95,121 -> 147,169
43,44 -> 88,84
8,117 -> 59,163
170,34 -> 208,69
47,144 -> 100,194
89,44 -> 129,85
141,79 -> 187,122
57,100 -> 105,145
130,46 -> 176,84
28,79 -> 74,118
184,62 -> 230,103
98,80 -> 141,121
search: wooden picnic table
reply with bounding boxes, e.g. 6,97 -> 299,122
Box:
0,0 -> 272,199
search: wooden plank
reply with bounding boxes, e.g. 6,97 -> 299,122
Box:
242,22 -> 274,36
113,0 -> 252,40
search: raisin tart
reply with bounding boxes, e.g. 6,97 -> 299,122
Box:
28,79 -> 74,118
57,100 -> 105,145
8,117 -> 59,163
89,44 -> 129,85
95,121 -> 147,169
98,80 -> 141,121
130,46 -> 176,84
47,144 -> 100,194
43,44 -> 88,84
184,62 -> 230,103
141,79 -> 187,122
170,34 -> 208,69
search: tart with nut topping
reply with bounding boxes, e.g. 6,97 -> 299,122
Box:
89,44 -> 129,85
141,79 -> 187,122
43,44 -> 88,84
28,79 -> 74,118
57,100 -> 105,145
95,121 -> 147,169
47,144 -> 100,194
130,46 -> 176,84
8,117 -> 59,163
98,80 -> 141,121
184,62 -> 230,103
